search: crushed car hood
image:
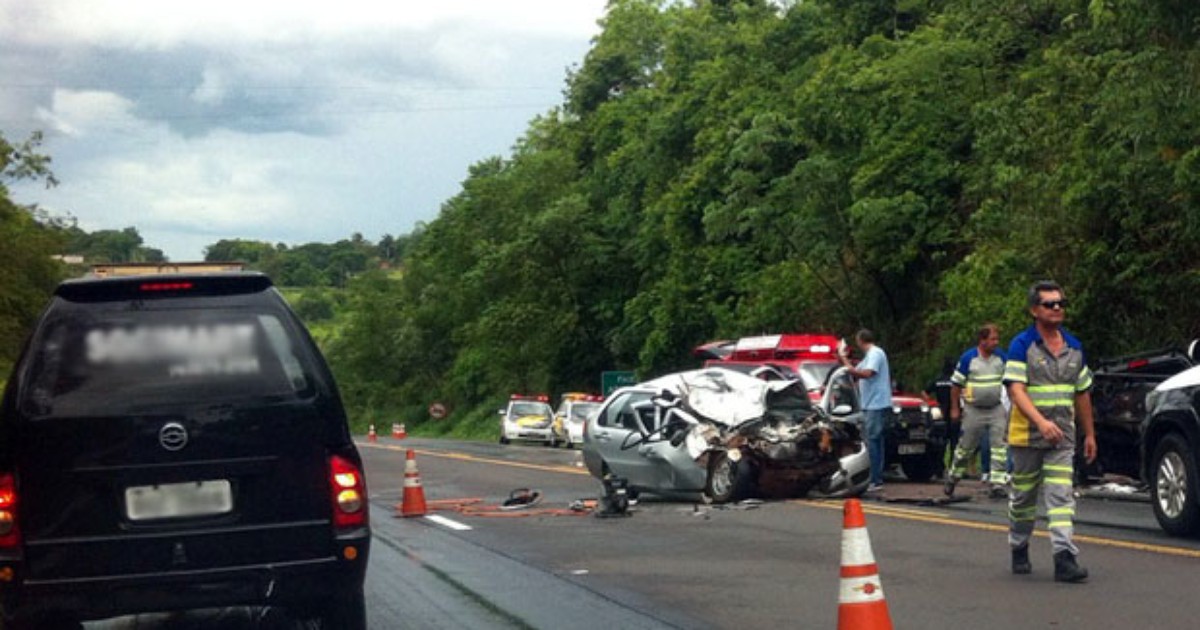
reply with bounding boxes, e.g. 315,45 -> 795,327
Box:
641,367 -> 800,428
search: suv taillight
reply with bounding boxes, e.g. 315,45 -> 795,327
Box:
0,473 -> 20,549
330,455 -> 367,528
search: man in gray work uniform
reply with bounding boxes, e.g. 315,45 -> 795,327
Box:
944,323 -> 1009,499
1003,280 -> 1097,583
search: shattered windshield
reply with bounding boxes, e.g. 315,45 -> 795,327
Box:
797,361 -> 839,391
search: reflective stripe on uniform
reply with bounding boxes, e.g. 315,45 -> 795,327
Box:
1027,384 -> 1076,407
1010,505 -> 1037,521
1004,360 -> 1028,383
1043,464 -> 1073,485
1077,366 -> 1094,392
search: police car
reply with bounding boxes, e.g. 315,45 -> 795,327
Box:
498,394 -> 556,445
552,393 -> 603,448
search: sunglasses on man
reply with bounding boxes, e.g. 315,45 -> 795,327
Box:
1039,299 -> 1068,310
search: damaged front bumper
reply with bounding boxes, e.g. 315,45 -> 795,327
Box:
819,442 -> 871,497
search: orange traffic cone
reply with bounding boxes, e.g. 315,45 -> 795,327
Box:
368,424 -> 377,442
398,423 -> 407,440
838,498 -> 893,630
391,423 -> 401,439
399,449 -> 427,517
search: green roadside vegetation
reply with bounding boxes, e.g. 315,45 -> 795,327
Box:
5,0 -> 1200,442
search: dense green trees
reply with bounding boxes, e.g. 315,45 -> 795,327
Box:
1,132 -> 67,373
203,234 -> 404,288
326,0 -> 1200,430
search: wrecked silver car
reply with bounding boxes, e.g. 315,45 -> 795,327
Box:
581,367 -> 870,503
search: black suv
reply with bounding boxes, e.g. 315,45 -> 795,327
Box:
0,273 -> 370,628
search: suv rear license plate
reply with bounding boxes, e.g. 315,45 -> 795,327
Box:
125,480 -> 233,521
898,443 -> 926,455
907,428 -> 928,441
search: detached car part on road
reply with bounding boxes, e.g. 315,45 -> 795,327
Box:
0,272 -> 370,629
582,367 -> 870,503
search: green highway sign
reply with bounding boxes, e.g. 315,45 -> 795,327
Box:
601,370 -> 637,396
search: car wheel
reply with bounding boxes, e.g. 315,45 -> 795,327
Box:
1150,433 -> 1200,537
499,435 -> 510,445
313,588 -> 367,630
900,453 -> 940,483
705,451 -> 753,504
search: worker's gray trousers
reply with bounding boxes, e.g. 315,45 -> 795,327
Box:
948,404 -> 1009,485
1009,446 -> 1078,555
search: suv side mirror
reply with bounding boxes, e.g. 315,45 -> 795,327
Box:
497,409 -> 506,416
832,404 -> 852,416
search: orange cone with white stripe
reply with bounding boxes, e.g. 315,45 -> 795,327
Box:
838,498 -> 893,630
391,423 -> 402,439
398,423 -> 407,440
368,424 -> 377,442
399,449 -> 427,517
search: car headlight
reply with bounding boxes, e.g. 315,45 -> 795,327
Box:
891,405 -> 901,415
920,403 -> 930,413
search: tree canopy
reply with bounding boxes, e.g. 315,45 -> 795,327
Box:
327,0 -> 1200,425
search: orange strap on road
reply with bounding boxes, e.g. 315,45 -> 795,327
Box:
396,497 -> 595,518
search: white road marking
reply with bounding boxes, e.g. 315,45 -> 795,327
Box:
425,514 -> 473,531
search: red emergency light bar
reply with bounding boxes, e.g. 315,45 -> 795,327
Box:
728,334 -> 840,361
510,394 -> 550,402
139,281 -> 195,292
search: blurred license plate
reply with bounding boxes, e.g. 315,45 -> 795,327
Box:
898,443 -> 926,455
125,480 -> 233,521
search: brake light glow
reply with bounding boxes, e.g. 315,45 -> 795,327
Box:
329,455 -> 367,528
139,281 -> 194,292
1128,359 -> 1150,370
0,473 -> 20,549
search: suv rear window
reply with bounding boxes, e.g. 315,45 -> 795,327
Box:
18,294 -> 314,418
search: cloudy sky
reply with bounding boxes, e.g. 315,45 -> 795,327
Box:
1,0 -> 608,260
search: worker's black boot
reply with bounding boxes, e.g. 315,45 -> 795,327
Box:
1011,545 -> 1031,575
1053,550 -> 1088,583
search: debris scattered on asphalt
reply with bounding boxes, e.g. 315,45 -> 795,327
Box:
500,488 -> 543,510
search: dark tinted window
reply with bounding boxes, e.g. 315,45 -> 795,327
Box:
19,294 -> 314,418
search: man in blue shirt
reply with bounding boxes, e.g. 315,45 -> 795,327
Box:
839,329 -> 892,492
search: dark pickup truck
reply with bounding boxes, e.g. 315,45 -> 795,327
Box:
1086,343 -> 1198,481
1089,341 -> 1200,537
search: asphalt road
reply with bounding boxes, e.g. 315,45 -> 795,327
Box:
360,436 -> 1200,629
79,435 -> 1200,628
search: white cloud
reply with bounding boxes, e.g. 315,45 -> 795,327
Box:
2,0 -> 608,261
35,89 -> 137,137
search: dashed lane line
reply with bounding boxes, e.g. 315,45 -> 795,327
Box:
425,514 -> 474,531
